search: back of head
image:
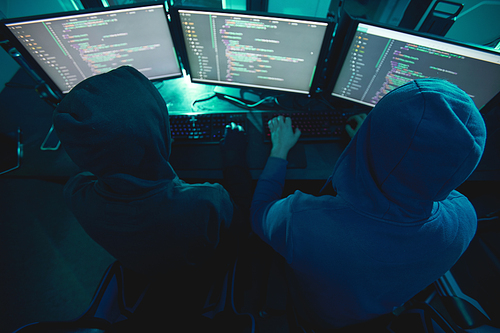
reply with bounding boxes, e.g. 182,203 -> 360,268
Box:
53,66 -> 176,190
332,79 -> 486,221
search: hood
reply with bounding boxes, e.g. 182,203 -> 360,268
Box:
53,66 -> 176,194
331,79 -> 486,222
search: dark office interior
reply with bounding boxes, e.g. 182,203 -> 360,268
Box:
1,0 -> 500,332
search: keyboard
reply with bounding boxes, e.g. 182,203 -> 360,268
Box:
262,111 -> 354,142
170,113 -> 247,144
169,110 -> 353,144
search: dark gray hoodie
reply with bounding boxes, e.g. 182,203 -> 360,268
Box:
54,66 -> 233,275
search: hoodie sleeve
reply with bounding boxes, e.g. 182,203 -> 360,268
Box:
251,157 -> 294,262
63,172 -> 97,202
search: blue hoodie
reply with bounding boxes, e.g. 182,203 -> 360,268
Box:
251,79 -> 486,329
54,66 -> 234,275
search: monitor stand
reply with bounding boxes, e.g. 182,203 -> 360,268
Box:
214,86 -> 266,104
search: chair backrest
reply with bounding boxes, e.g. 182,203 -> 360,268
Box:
12,261 -> 152,333
387,302 -> 459,333
432,214 -> 500,330
80,261 -> 151,323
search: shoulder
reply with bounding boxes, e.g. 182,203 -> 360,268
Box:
172,181 -> 233,216
440,191 -> 477,227
285,190 -> 347,213
174,181 -> 230,200
436,190 -> 478,246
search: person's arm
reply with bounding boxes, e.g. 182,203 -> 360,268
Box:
220,122 -> 253,237
345,113 -> 367,139
251,157 -> 288,234
251,116 -> 300,256
63,171 -> 96,203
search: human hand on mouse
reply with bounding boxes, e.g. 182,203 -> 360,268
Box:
346,113 -> 367,139
220,122 -> 247,168
269,116 -> 301,160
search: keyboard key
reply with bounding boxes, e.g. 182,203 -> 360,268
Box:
170,113 -> 247,144
262,111 -> 353,142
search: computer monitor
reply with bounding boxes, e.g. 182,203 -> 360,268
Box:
326,15 -> 500,112
1,3 -> 182,96
172,7 -> 334,95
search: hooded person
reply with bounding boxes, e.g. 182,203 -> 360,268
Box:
251,78 -> 487,330
53,66 -> 250,295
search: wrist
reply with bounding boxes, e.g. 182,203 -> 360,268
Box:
270,146 -> 289,160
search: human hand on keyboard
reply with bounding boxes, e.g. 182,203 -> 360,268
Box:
220,122 -> 247,168
345,113 -> 367,139
269,116 -> 301,160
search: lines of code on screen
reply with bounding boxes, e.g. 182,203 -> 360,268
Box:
7,5 -> 180,93
180,11 -> 328,94
332,24 -> 500,109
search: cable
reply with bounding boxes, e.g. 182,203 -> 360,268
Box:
4,82 -> 36,89
318,95 -> 337,111
191,93 -> 217,112
478,216 -> 499,222
220,95 -> 275,108
484,36 -> 500,48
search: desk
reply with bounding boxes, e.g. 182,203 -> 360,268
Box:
154,75 -> 353,180
1,69 -> 499,182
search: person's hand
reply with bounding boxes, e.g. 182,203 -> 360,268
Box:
222,122 -> 245,148
220,122 -> 247,168
345,113 -> 367,139
268,116 -> 301,160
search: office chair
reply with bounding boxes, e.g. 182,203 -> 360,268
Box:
12,261 -> 152,333
386,210 -> 500,333
12,255 -> 256,333
265,263 -> 478,333
431,212 -> 500,331
286,294 -> 467,333
283,264 -> 500,333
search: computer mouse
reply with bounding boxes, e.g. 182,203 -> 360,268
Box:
346,118 -> 358,130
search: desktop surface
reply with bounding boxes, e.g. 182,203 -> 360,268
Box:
154,76 -> 351,179
0,70 -> 349,180
1,69 -> 498,181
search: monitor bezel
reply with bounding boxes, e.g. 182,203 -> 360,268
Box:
170,5 -> 335,96
0,1 -> 183,98
323,12 -> 500,114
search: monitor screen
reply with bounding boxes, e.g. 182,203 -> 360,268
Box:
175,8 -> 332,94
3,3 -> 182,94
328,20 -> 500,111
